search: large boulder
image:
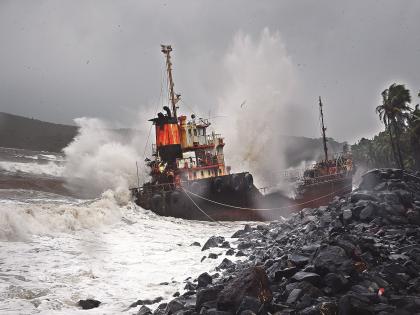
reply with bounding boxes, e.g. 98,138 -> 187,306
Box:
313,245 -> 353,275
291,272 -> 321,285
197,272 -> 213,288
196,285 -> 224,311
164,299 -> 185,315
202,236 -> 225,251
338,294 -> 373,315
217,267 -> 272,313
78,299 -> 101,310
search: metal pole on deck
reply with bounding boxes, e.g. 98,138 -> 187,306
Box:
136,161 -> 140,188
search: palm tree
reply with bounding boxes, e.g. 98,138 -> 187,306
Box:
376,83 -> 411,169
408,103 -> 420,169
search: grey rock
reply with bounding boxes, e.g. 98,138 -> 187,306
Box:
196,286 -> 224,311
237,296 -> 261,314
137,306 -> 152,315
225,248 -> 235,256
217,267 -> 271,313
351,191 -> 377,203
288,254 -> 309,267
286,288 -> 302,304
323,272 -> 347,293
314,245 -> 352,275
165,299 -> 185,315
274,267 -> 298,281
338,294 -> 373,315
359,203 -> 375,221
197,272 -> 213,288
237,242 -> 253,250
342,208 -> 352,220
205,309 -> 232,315
216,258 -> 234,271
291,272 -> 321,285
220,241 -> 230,248
78,299 -> 101,310
202,236 -> 225,251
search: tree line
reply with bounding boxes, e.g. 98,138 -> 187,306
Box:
352,84 -> 420,170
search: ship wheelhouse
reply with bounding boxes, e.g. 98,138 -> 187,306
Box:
176,115 -> 227,182
150,110 -> 229,186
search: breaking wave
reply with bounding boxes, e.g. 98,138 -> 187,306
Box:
62,117 -> 148,199
0,190 -> 127,241
0,161 -> 64,177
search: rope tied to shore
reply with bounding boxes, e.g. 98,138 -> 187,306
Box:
182,184 -> 354,212
180,187 -> 228,227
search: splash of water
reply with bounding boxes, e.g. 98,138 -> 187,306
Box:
214,28 -> 299,189
62,117 -> 148,201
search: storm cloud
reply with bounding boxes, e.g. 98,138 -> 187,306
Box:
1,0 -> 420,143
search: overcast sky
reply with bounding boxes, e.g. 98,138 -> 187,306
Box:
1,0 -> 419,143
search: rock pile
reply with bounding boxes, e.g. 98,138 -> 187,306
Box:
142,169 -> 420,315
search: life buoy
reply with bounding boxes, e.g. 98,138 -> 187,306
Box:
213,177 -> 224,193
231,174 -> 242,192
244,173 -> 254,190
151,194 -> 165,215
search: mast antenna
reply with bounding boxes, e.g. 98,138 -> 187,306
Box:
161,45 -> 180,118
319,96 -> 329,162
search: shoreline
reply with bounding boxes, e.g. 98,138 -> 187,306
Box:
125,168 -> 420,315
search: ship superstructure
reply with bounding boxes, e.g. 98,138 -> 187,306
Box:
148,45 -> 229,186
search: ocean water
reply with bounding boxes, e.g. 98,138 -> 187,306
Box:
0,147 -> 244,314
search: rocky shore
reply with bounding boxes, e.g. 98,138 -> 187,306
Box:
132,169 -> 420,315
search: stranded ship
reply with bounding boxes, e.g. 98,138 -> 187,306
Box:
293,97 -> 354,208
130,45 -> 353,221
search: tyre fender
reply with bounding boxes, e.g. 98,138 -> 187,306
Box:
151,193 -> 165,215
244,173 -> 254,190
231,174 -> 242,192
213,177 -> 224,193
169,191 -> 188,214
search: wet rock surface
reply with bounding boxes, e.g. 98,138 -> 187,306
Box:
148,169 -> 420,315
78,299 -> 101,310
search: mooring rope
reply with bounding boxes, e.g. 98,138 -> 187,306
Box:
182,184 -> 353,212
180,187 -> 228,226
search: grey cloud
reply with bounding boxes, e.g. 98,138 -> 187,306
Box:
1,0 -> 419,143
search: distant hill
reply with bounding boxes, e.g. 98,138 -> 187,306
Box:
0,112 -> 346,164
0,112 -> 78,152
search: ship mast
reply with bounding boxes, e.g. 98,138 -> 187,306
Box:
319,96 -> 329,162
161,45 -> 180,118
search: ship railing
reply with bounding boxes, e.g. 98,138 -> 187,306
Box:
206,134 -> 224,146
177,157 -> 198,169
300,172 -> 349,185
131,182 -> 177,195
216,154 -> 224,164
